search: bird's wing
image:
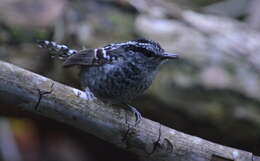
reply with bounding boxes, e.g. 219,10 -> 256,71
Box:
63,49 -> 98,67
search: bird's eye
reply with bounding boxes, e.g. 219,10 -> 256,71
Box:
126,45 -> 155,57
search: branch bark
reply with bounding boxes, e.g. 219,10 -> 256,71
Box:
0,60 -> 258,161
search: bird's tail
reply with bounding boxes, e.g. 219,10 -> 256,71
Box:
37,40 -> 77,60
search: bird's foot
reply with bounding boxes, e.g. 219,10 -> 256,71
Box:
125,104 -> 142,125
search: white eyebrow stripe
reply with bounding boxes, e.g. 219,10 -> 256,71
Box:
103,41 -> 151,51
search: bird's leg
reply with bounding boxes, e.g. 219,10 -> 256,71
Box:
123,103 -> 142,125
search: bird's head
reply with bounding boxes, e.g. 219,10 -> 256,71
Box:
127,38 -> 179,61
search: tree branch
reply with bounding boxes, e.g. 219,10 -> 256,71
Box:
0,60 -> 258,161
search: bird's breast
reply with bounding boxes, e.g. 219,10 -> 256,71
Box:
80,61 -> 157,103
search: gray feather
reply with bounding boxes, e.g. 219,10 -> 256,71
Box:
63,49 -> 96,67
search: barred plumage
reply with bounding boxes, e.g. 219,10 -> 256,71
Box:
37,38 -> 179,124
37,40 -> 77,60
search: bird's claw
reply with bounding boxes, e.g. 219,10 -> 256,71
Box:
125,104 -> 142,125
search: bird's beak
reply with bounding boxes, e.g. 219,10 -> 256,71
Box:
160,52 -> 179,59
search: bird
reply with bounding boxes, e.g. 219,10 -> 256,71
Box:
37,38 -> 179,124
